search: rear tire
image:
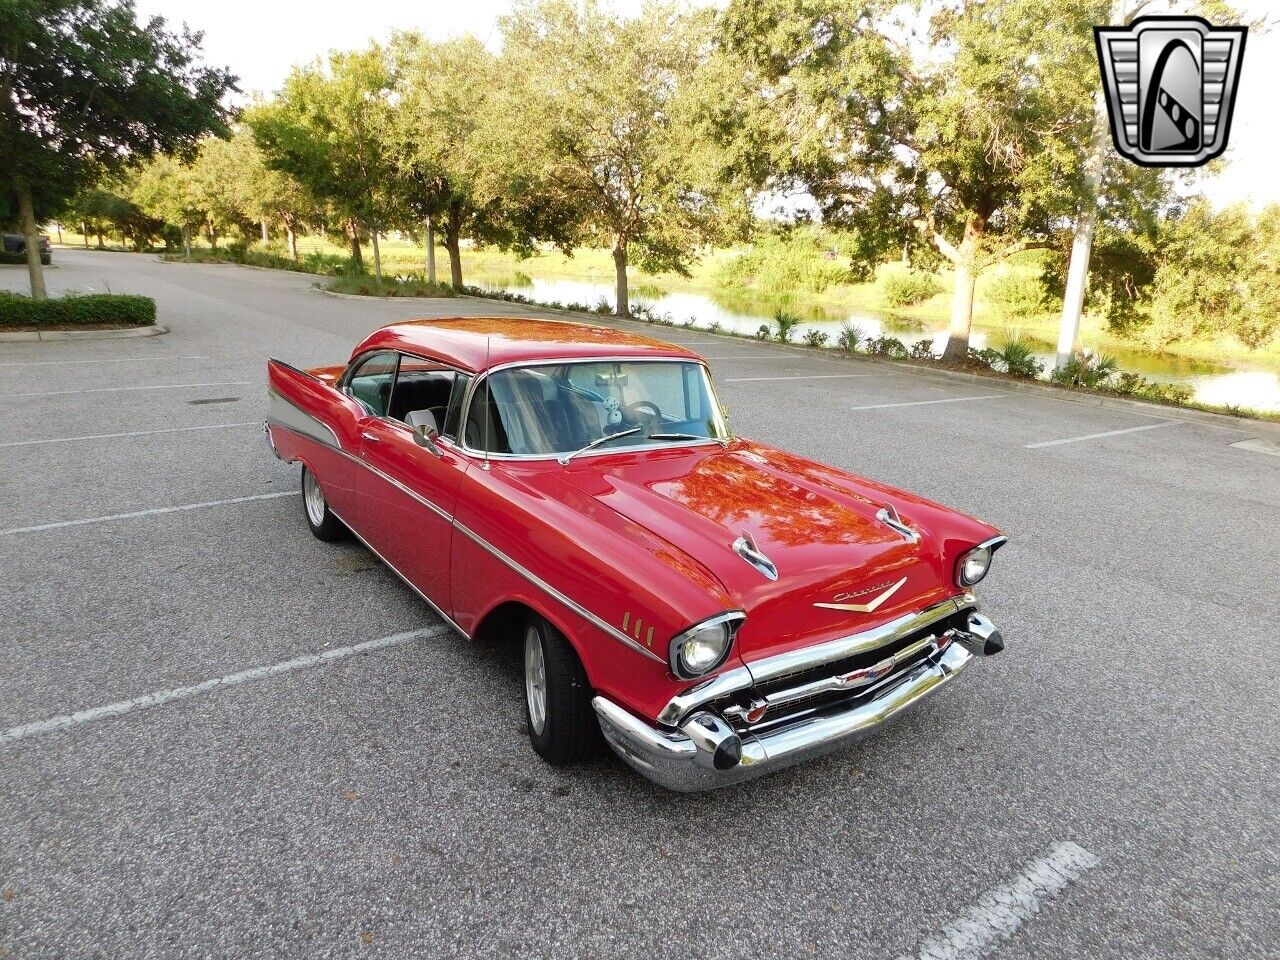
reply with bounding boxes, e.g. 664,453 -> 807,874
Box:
301,465 -> 348,542
524,615 -> 602,765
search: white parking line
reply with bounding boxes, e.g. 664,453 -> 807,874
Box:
0,626 -> 446,748
847,394 -> 1005,410
1025,421 -> 1177,449
724,374 -> 873,383
0,421 -> 259,449
0,491 -> 294,535
0,355 -> 212,367
897,841 -> 1100,960
6,380 -> 253,399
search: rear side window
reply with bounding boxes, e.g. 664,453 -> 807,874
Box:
442,374 -> 473,440
388,355 -> 457,428
345,351 -> 399,417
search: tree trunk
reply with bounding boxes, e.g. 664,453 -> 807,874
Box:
940,217 -> 983,362
260,220 -> 269,244
95,228 -> 104,250
81,222 -> 89,249
55,222 -> 62,244
613,241 -> 629,317
346,219 -> 363,268
287,225 -> 298,261
209,223 -> 218,251
425,217 -> 437,285
17,185 -> 47,301
370,227 -> 382,281
182,224 -> 192,260
444,205 -> 463,289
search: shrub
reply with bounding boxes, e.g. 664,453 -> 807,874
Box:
837,323 -> 863,353
0,291 -> 155,327
327,275 -> 455,298
773,309 -> 802,342
966,346 -> 1002,369
1108,371 -> 1194,404
984,271 -> 1047,317
1050,352 -> 1119,388
755,324 -> 771,340
707,320 -> 722,333
995,338 -> 1045,378
803,329 -> 830,347
908,339 -> 936,360
878,266 -> 942,307
715,231 -> 854,294
0,250 -> 51,266
866,334 -> 908,358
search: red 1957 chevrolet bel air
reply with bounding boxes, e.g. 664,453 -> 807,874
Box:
266,317 -> 1007,791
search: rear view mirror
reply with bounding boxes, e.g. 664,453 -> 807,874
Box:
406,409 -> 442,454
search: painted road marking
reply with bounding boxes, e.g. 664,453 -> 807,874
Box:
0,421 -> 259,449
725,374 -> 873,383
0,491 -> 293,536
0,627 -> 446,748
6,380 -> 253,399
897,841 -> 1100,960
847,394 -> 1005,411
1229,437 -> 1280,457
1025,421 -> 1177,449
0,355 -> 213,367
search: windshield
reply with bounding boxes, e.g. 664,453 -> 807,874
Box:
463,360 -> 729,456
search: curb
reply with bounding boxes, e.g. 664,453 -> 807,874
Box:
153,256 -> 321,279
316,286 -> 457,303
456,295 -> 1280,439
0,324 -> 169,343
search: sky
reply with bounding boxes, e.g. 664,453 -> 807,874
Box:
132,0 -> 1280,211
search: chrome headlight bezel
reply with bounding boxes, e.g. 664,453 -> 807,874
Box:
956,536 -> 1008,587
668,611 -> 746,680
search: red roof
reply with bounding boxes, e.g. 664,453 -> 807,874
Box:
352,317 -> 703,372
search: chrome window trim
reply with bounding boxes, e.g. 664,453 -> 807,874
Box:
456,356 -> 731,461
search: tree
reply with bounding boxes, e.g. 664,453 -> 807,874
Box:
131,155 -> 204,257
717,0 -> 1153,359
251,48 -> 395,278
493,0 -> 745,315
1,0 -> 234,297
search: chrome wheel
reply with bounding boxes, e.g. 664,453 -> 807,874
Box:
524,624 -> 548,736
303,469 -> 327,527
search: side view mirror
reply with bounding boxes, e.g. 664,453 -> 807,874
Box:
406,409 -> 442,454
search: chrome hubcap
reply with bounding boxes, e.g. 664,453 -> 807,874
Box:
524,626 -> 547,736
303,470 -> 326,526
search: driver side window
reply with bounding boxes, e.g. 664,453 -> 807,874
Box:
344,351 -> 399,418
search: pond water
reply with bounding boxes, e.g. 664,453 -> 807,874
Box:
471,273 -> 1280,414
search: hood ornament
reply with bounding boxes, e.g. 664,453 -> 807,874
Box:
733,533 -> 778,581
877,505 -> 919,544
814,576 -> 907,613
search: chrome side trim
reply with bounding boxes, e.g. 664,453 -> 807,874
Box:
452,520 -> 667,665
744,594 -> 976,686
330,506 -> 469,639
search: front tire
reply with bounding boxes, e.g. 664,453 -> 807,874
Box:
301,465 -> 348,542
524,616 -> 602,765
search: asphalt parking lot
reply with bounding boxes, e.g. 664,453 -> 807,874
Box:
2,249 -> 1278,959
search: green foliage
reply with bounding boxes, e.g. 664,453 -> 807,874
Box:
772,309 -> 801,342
837,323 -> 863,353
1108,372 -> 1193,405
878,266 -> 941,308
163,245 -> 353,275
984,271 -> 1047,318
908,340 -> 935,360
326,274 -> 456,297
715,230 -> 854,294
966,346 -> 1003,369
803,329 -> 830,347
0,250 -> 50,265
994,338 -> 1045,378
1051,353 -> 1119,389
0,291 -> 155,327
865,335 -> 908,359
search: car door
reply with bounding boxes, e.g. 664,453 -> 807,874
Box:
355,354 -> 473,616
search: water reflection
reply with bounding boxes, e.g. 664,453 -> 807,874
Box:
473,274 -> 1280,413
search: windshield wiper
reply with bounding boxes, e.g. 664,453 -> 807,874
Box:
648,432 -> 730,448
558,427 -> 643,465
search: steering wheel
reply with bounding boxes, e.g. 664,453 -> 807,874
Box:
623,400 -> 662,430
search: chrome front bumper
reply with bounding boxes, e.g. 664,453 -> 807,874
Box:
593,610 -> 1001,792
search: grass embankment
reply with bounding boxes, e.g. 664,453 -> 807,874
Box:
0,291 -> 155,329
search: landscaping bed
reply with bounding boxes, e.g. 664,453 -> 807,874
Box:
0,291 -> 156,328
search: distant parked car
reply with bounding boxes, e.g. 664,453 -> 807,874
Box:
267,317 -> 1009,791
2,233 -> 51,264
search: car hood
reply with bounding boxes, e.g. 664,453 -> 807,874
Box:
561,440 -> 998,663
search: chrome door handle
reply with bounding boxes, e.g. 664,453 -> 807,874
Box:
361,431 -> 381,443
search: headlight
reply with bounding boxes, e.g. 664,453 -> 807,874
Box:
669,612 -> 744,679
956,537 -> 1008,587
